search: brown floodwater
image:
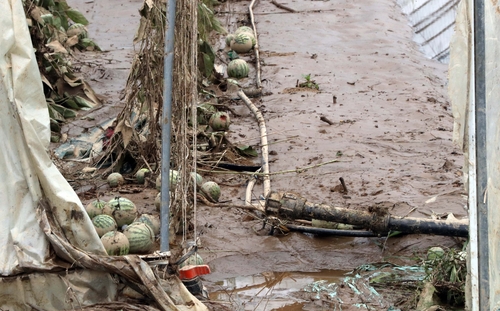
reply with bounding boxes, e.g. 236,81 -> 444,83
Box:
208,269 -> 349,310
66,0 -> 466,309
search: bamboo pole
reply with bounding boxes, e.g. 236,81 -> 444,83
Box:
248,0 -> 262,89
238,90 -> 271,197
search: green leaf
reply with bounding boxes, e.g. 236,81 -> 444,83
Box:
74,96 -> 95,108
50,103 -> 76,119
387,230 -> 402,238
236,145 -> 258,157
48,104 -> 65,122
201,53 -> 214,78
65,8 -> 89,25
63,97 -> 79,110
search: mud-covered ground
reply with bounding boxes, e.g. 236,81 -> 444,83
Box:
65,0 -> 466,309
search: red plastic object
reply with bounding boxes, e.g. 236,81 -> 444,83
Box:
178,265 -> 211,280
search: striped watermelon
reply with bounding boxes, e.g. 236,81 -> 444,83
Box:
201,181 -> 221,202
135,168 -> 150,184
227,59 -> 249,79
209,112 -> 230,131
196,103 -> 217,125
155,193 -> 161,212
135,214 -> 161,236
101,231 -> 130,256
103,197 -> 137,227
235,26 -> 253,35
179,253 -> 204,268
67,23 -> 88,39
190,172 -> 203,186
92,214 -> 117,237
123,222 -> 155,254
235,26 -> 256,47
107,172 -> 124,187
155,170 -> 180,191
225,34 -> 235,47
230,33 -> 253,53
85,199 -> 106,219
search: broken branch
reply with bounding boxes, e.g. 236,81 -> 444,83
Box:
270,0 -> 296,13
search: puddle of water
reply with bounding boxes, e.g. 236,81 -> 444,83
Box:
208,270 -> 350,310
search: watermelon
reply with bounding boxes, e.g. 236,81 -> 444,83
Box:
67,23 -> 88,39
85,199 -> 106,219
135,168 -> 150,184
107,172 -> 124,187
227,59 -> 249,79
230,33 -> 253,53
235,27 -> 256,47
92,214 -> 118,237
101,231 -> 130,256
103,197 -> 137,227
235,26 -> 253,35
155,193 -> 161,211
156,170 -> 180,191
190,172 -> 203,186
179,253 -> 204,268
196,103 -> 217,125
123,222 -> 155,254
135,214 -> 161,236
201,181 -> 221,202
209,112 -> 230,131
225,34 -> 235,47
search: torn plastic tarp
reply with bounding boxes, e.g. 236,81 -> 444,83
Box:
0,0 -> 107,277
0,1 -> 207,310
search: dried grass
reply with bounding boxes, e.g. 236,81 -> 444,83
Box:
99,0 -> 198,241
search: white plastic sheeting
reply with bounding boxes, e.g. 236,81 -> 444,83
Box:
0,0 -> 107,277
0,1 -> 209,310
448,0 -> 500,309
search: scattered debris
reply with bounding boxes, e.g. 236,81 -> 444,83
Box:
320,115 -> 334,125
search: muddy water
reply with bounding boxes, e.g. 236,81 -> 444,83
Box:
208,270 -> 348,310
64,0 -> 466,309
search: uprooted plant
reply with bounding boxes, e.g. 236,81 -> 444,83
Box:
24,0 -> 101,138
422,245 -> 467,307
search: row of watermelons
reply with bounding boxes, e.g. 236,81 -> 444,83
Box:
225,26 -> 254,79
107,169 -> 221,202
86,197 -> 158,256
94,170 -> 221,256
154,170 -> 221,202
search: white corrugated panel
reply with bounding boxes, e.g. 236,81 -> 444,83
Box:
399,0 -> 459,62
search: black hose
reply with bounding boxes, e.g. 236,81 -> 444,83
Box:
285,224 -> 381,237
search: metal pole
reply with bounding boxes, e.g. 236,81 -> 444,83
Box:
160,0 -> 177,253
473,0 -> 489,307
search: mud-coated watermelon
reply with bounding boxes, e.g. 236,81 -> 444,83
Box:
227,59 -> 249,79
135,214 -> 161,236
92,214 -> 118,237
101,231 -> 130,256
230,33 -> 253,53
123,222 -> 155,254
209,112 -> 231,131
85,199 -> 106,219
103,197 -> 137,227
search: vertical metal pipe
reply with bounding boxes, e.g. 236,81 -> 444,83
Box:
160,0 -> 177,253
473,0 -> 489,307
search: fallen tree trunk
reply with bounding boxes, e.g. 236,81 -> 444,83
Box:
265,192 -> 468,237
